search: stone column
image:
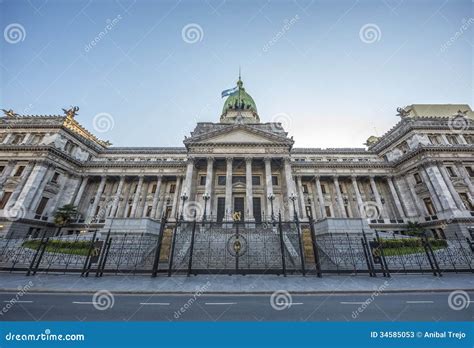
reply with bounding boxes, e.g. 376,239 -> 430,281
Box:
130,175 -> 144,217
225,157 -> 233,220
245,157 -> 254,221
183,158 -> 195,202
333,176 -> 346,218
110,176 -> 125,218
170,176 -> 182,220
404,175 -> 427,215
456,162 -> 474,196
315,176 -> 326,218
386,176 -> 405,219
2,133 -> 12,144
205,157 -> 214,215
438,165 -> 465,211
73,176 -> 89,207
369,176 -> 385,219
0,160 -> 16,189
283,158 -> 296,219
88,175 -> 107,222
150,176 -> 162,219
140,181 -> 150,218
422,163 -> 460,215
296,176 -> 306,219
28,165 -> 56,213
45,173 -> 69,219
11,162 -> 45,210
351,175 -> 364,217
418,166 -> 443,213
264,157 -> 273,219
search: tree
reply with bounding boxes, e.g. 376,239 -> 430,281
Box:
53,204 -> 78,236
405,221 -> 425,237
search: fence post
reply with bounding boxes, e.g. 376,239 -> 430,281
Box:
187,212 -> 197,277
362,230 -> 376,277
374,230 -> 390,278
81,231 -> 98,277
308,216 -> 322,277
32,237 -> 49,276
278,213 -> 287,277
167,222 -> 180,277
152,216 -> 167,277
422,233 -> 442,277
295,213 -> 306,276
98,237 -> 113,277
26,231 -> 47,276
95,229 -> 111,277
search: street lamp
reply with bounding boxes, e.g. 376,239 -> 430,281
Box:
202,192 -> 210,221
180,192 -> 188,220
267,193 -> 275,222
289,192 -> 298,221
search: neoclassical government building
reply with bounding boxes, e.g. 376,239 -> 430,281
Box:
0,78 -> 473,239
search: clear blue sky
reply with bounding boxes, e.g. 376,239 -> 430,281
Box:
1,0 -> 472,148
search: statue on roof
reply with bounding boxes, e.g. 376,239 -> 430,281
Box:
396,107 -> 410,118
62,106 -> 79,118
456,109 -> 468,117
1,109 -> 19,118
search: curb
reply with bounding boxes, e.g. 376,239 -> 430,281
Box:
0,288 -> 472,295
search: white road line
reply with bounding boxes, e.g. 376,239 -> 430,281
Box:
290,303 -> 304,305
204,302 -> 236,305
340,302 -> 366,305
139,302 -> 170,306
72,301 -> 98,305
406,301 -> 434,304
3,300 -> 33,303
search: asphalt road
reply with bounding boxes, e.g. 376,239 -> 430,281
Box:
0,291 -> 472,322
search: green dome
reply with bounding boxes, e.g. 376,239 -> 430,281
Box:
221,79 -> 258,116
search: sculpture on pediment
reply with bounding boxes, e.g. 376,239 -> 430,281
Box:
455,109 -> 468,118
62,106 -> 79,118
1,109 -> 19,118
396,107 -> 410,118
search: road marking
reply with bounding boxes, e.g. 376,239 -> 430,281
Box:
72,301 -> 99,305
204,302 -> 236,305
406,301 -> 434,304
340,302 -> 366,305
290,303 -> 304,305
139,302 -> 170,306
3,300 -> 33,303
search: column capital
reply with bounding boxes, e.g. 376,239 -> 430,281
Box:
264,156 -> 272,163
245,157 -> 253,163
350,174 -> 358,180
313,175 -> 321,181
226,156 -> 233,163
206,156 -> 214,163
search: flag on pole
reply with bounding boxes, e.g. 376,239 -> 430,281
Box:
221,86 -> 238,98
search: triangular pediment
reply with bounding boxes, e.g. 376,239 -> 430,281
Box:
184,124 -> 293,146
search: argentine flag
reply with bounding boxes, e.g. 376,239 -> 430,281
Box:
221,86 -> 238,98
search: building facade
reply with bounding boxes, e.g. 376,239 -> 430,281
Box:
0,78 -> 473,239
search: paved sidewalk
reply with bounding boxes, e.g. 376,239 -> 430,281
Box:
0,273 -> 473,294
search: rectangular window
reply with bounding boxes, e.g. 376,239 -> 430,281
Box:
151,184 -> 157,194
466,167 -> 474,177
0,166 -> 4,174
170,184 -> 176,193
325,206 -> 332,217
0,191 -> 12,209
429,135 -> 439,144
165,206 -> 172,219
35,197 -> 49,216
216,197 -> 225,223
13,166 -> 25,177
217,176 -> 226,186
232,176 -> 245,184
446,166 -> 457,177
146,206 -> 152,217
414,173 -> 422,184
423,198 -> 436,215
253,197 -> 262,223
51,172 -> 60,183
199,176 -> 206,186
302,184 -> 308,193
339,184 -> 344,194
252,176 -> 261,186
272,175 -> 279,186
321,184 -> 326,194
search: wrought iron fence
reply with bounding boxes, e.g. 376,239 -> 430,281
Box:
0,215 -> 472,277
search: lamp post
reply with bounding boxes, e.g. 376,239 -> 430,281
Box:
202,192 -> 210,222
180,192 -> 188,220
289,192 -> 298,222
267,193 -> 275,222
